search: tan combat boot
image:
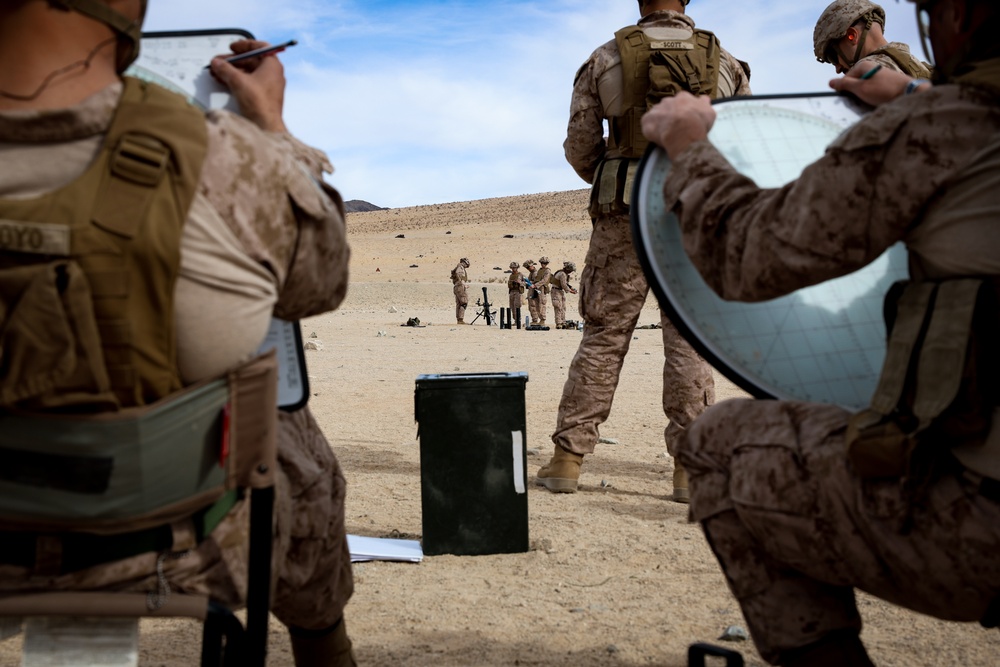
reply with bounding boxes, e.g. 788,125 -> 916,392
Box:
536,445 -> 584,493
457,318 -> 466,325
671,464 -> 689,504
289,619 -> 357,667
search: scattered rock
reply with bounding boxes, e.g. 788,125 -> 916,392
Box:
503,234 -> 514,238
376,331 -> 387,338
658,452 -> 670,459
409,264 -> 418,268
530,538 -> 553,553
526,448 -> 541,457
310,331 -> 318,338
606,644 -> 619,654
598,437 -> 619,445
304,340 -> 324,351
493,267 -> 503,271
445,231 -> 452,235
718,625 -> 749,642
388,306 -> 398,313
395,234 -> 405,238
600,479 -> 612,488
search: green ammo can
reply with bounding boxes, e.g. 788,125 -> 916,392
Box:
414,372 -> 529,556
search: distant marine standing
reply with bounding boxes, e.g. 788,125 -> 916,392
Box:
451,257 -> 470,324
507,260 -> 525,319
533,256 -> 553,328
524,259 -> 540,325
550,261 -> 578,329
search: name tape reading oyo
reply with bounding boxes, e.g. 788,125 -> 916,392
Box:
0,220 -> 71,256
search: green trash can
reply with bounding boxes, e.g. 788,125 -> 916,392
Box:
415,372 -> 529,556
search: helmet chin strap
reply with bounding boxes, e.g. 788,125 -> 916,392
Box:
48,0 -> 143,72
852,17 -> 874,66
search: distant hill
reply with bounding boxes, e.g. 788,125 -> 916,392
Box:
344,200 -> 386,213
344,189 -> 591,236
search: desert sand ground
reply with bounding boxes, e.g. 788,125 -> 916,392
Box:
3,189 -> 999,666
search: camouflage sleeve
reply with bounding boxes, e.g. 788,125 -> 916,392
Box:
720,49 -> 753,96
563,54 -> 607,184
661,90 -> 975,301
199,111 -> 349,320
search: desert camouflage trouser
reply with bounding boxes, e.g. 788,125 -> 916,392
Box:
551,288 -> 567,326
508,290 -> 522,311
454,283 -> 468,320
551,213 -> 714,456
527,290 -> 540,324
0,407 -> 353,632
678,398 -> 1000,664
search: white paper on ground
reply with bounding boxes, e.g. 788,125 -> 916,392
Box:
347,535 -> 423,563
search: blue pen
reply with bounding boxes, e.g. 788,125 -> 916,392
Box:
859,64 -> 882,80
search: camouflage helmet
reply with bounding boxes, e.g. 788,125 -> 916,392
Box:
50,0 -> 147,73
460,257 -> 470,267
523,259 -> 535,269
563,261 -> 576,273
539,256 -> 550,264
813,0 -> 886,65
509,261 -> 519,270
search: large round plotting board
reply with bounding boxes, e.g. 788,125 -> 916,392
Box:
631,93 -> 907,411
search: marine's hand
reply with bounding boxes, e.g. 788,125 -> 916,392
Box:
830,62 -> 922,106
641,92 -> 716,159
210,39 -> 288,134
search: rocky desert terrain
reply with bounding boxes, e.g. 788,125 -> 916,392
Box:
2,189 -> 998,666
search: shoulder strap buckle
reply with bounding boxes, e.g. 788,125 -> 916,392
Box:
111,134 -> 170,187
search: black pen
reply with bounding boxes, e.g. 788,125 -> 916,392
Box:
205,39 -> 298,69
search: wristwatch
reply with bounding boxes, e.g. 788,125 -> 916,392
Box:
905,78 -> 931,95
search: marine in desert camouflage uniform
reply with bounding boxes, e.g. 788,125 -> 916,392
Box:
538,0 -> 750,500
533,256 -> 553,327
549,261 -> 578,329
452,257 -> 470,324
814,0 -> 931,77
0,2 -> 355,664
642,0 -> 1000,663
507,260 -> 525,315
524,259 -> 540,325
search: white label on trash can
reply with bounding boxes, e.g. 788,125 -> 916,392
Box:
512,431 -> 526,494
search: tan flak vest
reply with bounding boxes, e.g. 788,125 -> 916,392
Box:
589,25 -> 721,219
877,44 -> 933,79
0,77 -> 207,411
846,277 -> 999,479
508,272 -> 525,294
847,62 -> 1000,480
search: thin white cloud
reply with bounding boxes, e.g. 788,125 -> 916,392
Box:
144,0 -> 928,208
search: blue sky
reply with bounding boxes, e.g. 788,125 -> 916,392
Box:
144,1 -> 924,208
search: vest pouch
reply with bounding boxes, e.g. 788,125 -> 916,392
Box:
0,261 -> 116,411
0,377 -> 230,534
589,158 -> 640,218
648,49 -> 707,105
847,408 -> 917,478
